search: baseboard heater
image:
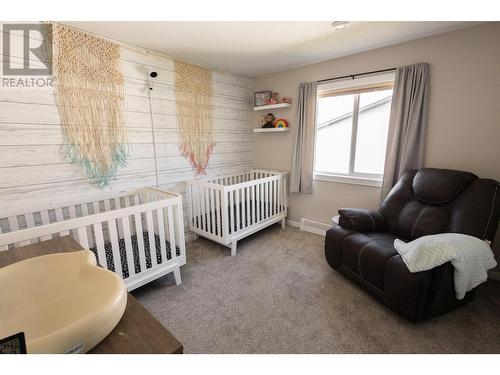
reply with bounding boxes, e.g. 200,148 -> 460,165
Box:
299,218 -> 331,237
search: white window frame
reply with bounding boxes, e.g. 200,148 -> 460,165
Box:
313,72 -> 395,187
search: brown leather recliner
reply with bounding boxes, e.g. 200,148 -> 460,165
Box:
325,168 -> 500,322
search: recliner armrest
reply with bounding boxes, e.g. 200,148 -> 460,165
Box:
338,208 -> 387,232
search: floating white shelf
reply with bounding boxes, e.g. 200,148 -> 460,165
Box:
253,103 -> 292,111
253,127 -> 290,133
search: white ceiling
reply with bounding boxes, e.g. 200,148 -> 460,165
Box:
62,21 -> 480,77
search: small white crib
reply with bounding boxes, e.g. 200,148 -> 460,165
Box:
187,169 -> 287,255
0,187 -> 186,291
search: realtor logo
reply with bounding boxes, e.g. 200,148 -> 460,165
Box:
2,23 -> 52,76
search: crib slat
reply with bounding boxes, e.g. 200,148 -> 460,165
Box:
93,222 -> 108,270
284,175 -> 288,212
80,202 -> 89,217
115,198 -> 124,239
146,210 -> 157,267
210,189 -> 216,236
229,190 -> 235,233
107,218 -> 123,278
251,185 -> 256,225
204,188 -> 210,233
276,178 -> 280,214
40,210 -> 50,225
273,180 -> 277,216
0,226 -> 8,252
197,186 -> 203,231
24,213 -> 35,229
68,205 -> 79,242
267,181 -> 273,217
199,186 -> 205,232
19,214 -> 35,246
40,210 -> 52,241
175,202 -> 186,260
262,182 -> 266,219
124,195 -> 131,208
268,181 -> 272,218
259,183 -> 263,220
68,205 -> 77,219
278,178 -> 281,214
7,216 -> 22,247
24,214 -> 36,245
269,181 -> 273,216
134,213 -> 147,271
167,206 -> 176,259
235,188 -> 240,231
268,181 -> 272,217
269,181 -> 274,216
80,203 -> 94,247
278,177 -> 282,213
246,186 -> 251,225
262,182 -> 266,220
268,181 -> 272,216
156,209 -> 167,262
121,215 -> 136,277
77,226 -> 90,249
215,189 -> 221,236
104,199 -> 111,213
191,187 -> 197,229
187,184 -> 194,228
54,207 -> 69,237
256,183 -> 261,223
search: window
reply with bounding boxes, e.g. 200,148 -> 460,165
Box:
314,74 -> 394,186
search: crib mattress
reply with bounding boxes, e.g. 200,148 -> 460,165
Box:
90,231 -> 180,279
194,201 -> 283,235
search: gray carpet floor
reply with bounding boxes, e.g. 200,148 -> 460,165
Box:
133,224 -> 500,353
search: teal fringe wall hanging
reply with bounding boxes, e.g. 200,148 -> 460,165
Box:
52,23 -> 129,188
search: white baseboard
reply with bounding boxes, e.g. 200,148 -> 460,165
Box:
185,232 -> 196,243
299,218 -> 331,237
286,218 -> 331,236
286,219 -> 300,228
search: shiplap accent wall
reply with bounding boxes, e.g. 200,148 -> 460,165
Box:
0,23 -> 254,229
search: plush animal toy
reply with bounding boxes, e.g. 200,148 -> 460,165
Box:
262,113 -> 275,128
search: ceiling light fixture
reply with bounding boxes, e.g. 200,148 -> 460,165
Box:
331,21 -> 350,31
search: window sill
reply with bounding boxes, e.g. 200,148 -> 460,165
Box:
313,173 -> 382,187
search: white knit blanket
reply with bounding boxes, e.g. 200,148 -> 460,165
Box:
394,233 -> 497,300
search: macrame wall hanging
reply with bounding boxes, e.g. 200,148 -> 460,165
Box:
52,23 -> 128,188
174,60 -> 215,175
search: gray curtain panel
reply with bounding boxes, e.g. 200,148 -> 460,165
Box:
381,63 -> 430,199
290,82 -> 318,193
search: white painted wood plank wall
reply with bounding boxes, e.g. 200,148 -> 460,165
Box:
0,23 -> 254,221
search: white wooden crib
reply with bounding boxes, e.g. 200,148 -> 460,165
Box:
0,187 -> 186,291
187,169 -> 287,255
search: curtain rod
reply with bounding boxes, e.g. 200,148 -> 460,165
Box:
317,67 -> 396,84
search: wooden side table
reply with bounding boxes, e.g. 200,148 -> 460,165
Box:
0,236 -> 183,354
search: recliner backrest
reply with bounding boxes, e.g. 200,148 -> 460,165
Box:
379,168 -> 500,242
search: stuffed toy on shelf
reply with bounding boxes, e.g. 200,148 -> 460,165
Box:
261,113 -> 276,128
